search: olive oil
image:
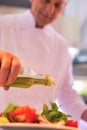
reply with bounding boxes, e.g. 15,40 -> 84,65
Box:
6,68 -> 55,88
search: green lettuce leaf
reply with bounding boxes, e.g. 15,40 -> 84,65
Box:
41,102 -> 71,123
2,102 -> 18,117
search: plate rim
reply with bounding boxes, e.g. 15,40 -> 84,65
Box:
0,123 -> 79,130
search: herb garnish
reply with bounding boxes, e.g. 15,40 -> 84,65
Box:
41,102 -> 71,123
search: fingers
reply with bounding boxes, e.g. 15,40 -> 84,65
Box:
0,51 -> 21,90
7,56 -> 21,84
3,86 -> 9,91
0,53 -> 12,86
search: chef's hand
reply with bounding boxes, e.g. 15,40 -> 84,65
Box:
81,109 -> 87,122
0,50 -> 21,90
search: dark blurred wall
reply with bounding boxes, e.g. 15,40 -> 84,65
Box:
0,0 -> 31,8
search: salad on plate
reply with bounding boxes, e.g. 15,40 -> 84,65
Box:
0,102 -> 78,128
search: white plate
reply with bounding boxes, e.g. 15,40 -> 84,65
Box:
0,123 -> 79,130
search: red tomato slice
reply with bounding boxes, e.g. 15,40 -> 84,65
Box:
0,113 -> 2,117
7,105 -> 37,123
65,120 -> 78,128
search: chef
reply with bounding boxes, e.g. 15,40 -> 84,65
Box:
0,0 -> 87,124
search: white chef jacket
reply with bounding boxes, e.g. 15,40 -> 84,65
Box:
0,10 -> 87,120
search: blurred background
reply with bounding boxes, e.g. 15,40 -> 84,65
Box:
0,0 -> 87,102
